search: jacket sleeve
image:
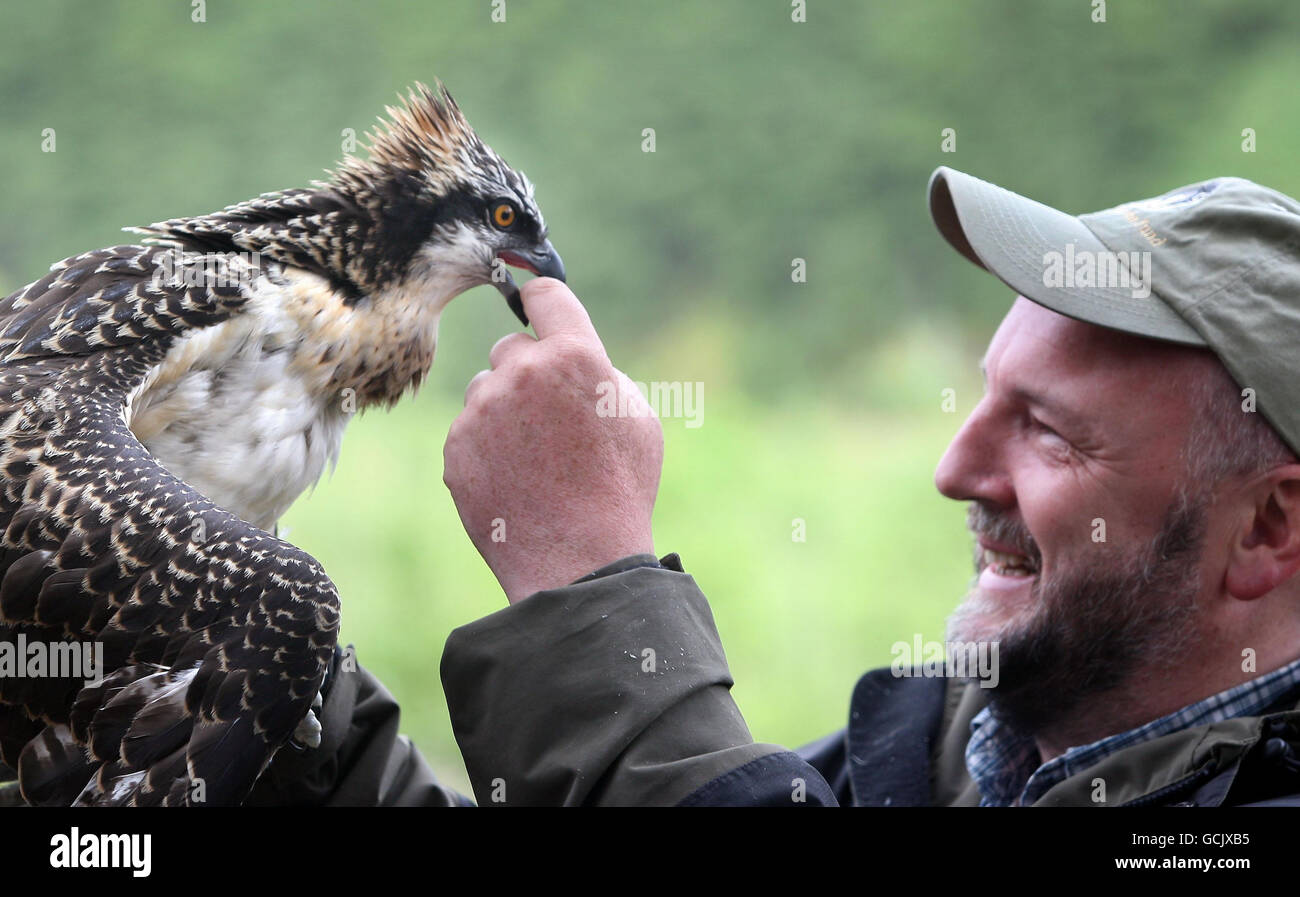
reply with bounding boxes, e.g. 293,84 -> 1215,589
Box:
440,552 -> 837,806
246,645 -> 473,807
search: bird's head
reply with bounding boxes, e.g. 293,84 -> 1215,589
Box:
329,82 -> 564,326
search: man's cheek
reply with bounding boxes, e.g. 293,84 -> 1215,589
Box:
1024,499 -> 1099,564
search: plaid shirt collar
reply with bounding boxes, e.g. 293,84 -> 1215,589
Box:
965,655 -> 1300,807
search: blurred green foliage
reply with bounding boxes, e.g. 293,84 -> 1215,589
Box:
2,0 -> 1297,795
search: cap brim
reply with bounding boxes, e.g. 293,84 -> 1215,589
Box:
928,166 -> 1205,346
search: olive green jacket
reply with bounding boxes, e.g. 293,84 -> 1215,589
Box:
245,553 -> 1300,806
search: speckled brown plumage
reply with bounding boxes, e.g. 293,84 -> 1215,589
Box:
0,245 -> 338,804
0,82 -> 561,805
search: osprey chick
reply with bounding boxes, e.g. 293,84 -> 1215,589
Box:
0,83 -> 563,805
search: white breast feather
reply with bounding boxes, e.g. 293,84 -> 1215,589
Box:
122,250 -> 465,532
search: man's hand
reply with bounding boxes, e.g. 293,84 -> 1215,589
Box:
443,278 -> 664,604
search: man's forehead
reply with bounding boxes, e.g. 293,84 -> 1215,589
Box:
981,296 -> 1183,382
975,295 -> 1222,447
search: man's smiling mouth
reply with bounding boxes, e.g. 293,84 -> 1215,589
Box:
978,536 -> 1041,579
982,548 -> 1039,577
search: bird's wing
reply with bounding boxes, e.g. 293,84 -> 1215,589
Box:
0,246 -> 340,806
0,244 -> 256,363
130,187 -> 377,299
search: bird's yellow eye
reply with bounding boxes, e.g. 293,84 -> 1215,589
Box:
492,203 -> 516,229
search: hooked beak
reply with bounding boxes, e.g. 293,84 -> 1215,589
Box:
493,240 -> 566,327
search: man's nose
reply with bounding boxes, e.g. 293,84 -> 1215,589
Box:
934,401 -> 1015,508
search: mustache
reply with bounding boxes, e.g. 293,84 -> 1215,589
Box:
966,503 -> 1042,569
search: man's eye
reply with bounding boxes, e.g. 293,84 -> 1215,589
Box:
1028,415 -> 1065,442
1033,420 -> 1079,459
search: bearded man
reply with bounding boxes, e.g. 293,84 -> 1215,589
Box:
428,167 -> 1300,807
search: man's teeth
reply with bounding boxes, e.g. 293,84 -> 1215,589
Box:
983,548 -> 1037,576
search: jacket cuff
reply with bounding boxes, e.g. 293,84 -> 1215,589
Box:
568,551 -> 683,584
441,557 -> 779,805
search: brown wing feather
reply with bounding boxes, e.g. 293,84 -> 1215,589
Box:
0,247 -> 341,806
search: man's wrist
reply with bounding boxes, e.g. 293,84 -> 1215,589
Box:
568,552 -> 682,585
502,547 -> 670,605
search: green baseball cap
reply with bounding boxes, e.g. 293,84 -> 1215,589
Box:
928,166 -> 1300,453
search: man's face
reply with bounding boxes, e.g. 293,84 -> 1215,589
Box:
935,297 -> 1215,734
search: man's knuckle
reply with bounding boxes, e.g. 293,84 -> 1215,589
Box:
490,332 -> 532,367
511,354 -> 543,384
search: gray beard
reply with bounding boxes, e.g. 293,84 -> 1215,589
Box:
947,488 -> 1207,737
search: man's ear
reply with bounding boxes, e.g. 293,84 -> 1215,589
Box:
1225,465 -> 1300,601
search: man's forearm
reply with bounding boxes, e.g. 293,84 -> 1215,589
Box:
440,553 -> 835,806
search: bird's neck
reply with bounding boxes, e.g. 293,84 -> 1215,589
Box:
275,266 -> 452,411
